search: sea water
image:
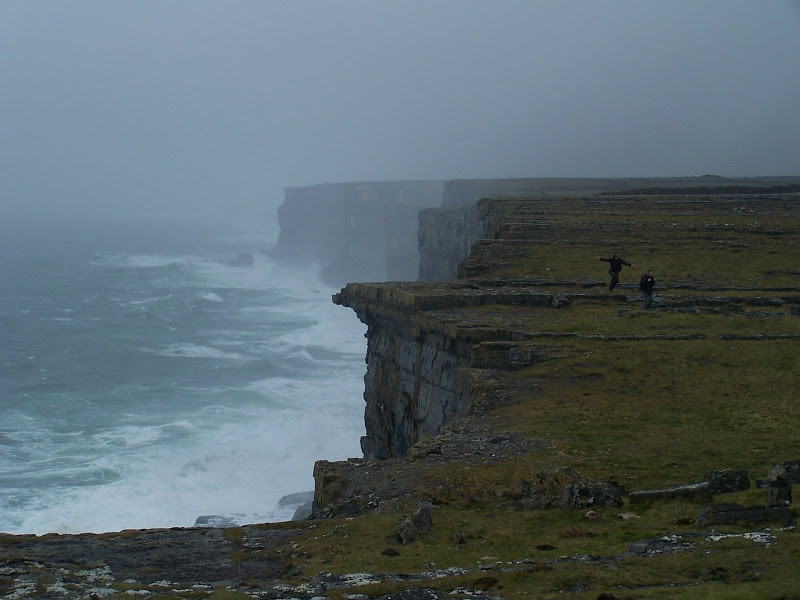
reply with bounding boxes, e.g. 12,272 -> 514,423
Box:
0,215 -> 366,534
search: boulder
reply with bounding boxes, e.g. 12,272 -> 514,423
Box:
768,460 -> 800,484
767,478 -> 792,508
563,482 -> 623,510
397,503 -> 433,544
708,469 -> 750,494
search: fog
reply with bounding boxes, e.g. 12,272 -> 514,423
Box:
2,1 -> 799,222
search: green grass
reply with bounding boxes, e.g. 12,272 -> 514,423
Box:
283,496 -> 799,599
491,337 -> 800,488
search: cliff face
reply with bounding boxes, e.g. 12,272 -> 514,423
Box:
416,203 -> 489,282
271,181 -> 443,286
332,283 -> 475,460
361,319 -> 471,460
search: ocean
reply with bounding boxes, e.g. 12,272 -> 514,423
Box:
0,215 -> 367,534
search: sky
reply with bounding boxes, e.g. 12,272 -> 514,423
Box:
1,1 -> 799,221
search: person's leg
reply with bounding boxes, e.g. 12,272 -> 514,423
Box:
610,273 -> 619,290
644,292 -> 653,309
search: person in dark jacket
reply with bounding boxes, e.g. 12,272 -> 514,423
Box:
639,269 -> 656,309
596,253 -> 634,291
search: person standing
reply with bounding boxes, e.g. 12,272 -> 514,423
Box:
596,253 -> 634,291
640,269 -> 656,309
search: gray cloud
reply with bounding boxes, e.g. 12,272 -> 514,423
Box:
1,1 -> 799,221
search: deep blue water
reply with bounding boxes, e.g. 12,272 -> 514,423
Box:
0,217 -> 366,534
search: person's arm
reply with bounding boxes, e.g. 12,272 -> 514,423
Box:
597,256 -> 610,263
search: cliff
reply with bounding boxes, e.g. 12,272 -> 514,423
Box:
271,180 -> 443,285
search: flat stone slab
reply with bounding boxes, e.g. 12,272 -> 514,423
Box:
696,503 -> 793,527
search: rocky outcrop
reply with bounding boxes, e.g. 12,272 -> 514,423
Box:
271,180 -> 443,285
0,526 -> 297,598
696,503 -> 793,527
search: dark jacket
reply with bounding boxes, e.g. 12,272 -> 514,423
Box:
599,255 -> 631,274
640,273 -> 656,294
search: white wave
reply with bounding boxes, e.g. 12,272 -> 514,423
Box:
193,251 -> 333,295
275,301 -> 366,355
199,292 -> 224,303
140,343 -> 245,360
92,425 -> 166,448
92,253 -> 195,269
123,294 -> 174,307
2,398 -> 363,534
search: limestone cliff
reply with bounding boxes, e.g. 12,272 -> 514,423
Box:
271,180 -> 443,285
3,191 -> 800,600
416,202 -> 488,282
332,283 -> 473,460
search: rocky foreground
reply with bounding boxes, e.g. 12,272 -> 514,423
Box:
3,192 -> 800,599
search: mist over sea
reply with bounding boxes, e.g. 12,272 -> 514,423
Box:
0,215 -> 366,534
